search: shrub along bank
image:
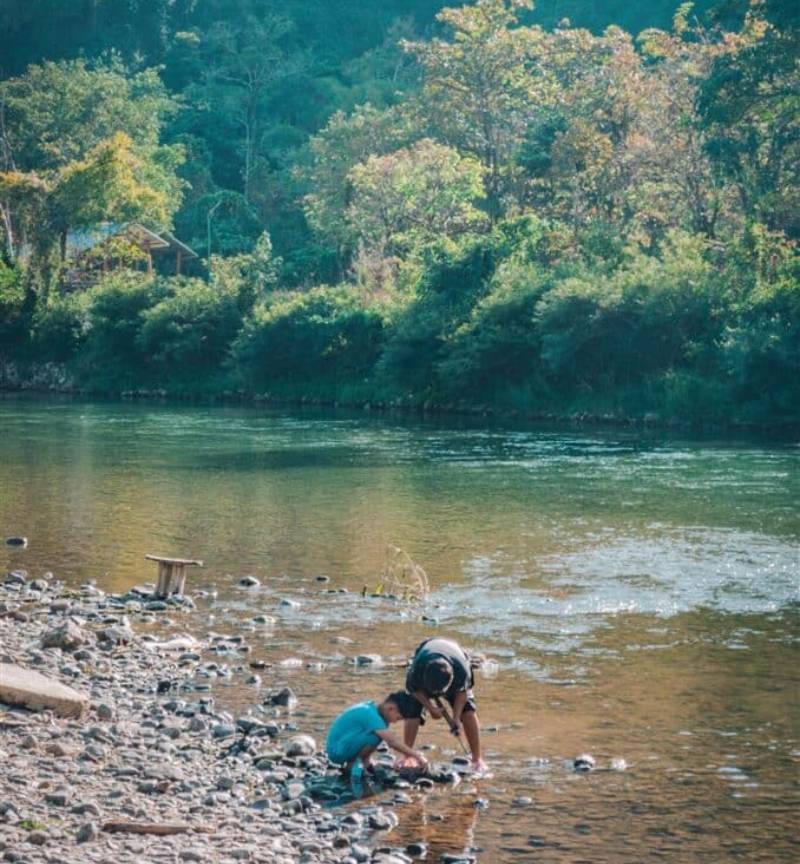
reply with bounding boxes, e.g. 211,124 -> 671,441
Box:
2,223 -> 797,429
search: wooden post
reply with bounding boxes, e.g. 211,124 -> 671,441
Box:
145,555 -> 203,598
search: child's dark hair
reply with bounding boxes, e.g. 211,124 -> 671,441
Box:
423,658 -> 453,694
387,691 -> 421,718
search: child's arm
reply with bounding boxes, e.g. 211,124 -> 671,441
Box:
375,728 -> 428,767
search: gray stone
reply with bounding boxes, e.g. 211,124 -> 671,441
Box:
40,621 -> 88,652
284,734 -> 316,757
212,724 -> 236,739
269,687 -> 297,708
367,810 -> 398,831
97,624 -> 134,646
76,822 -> 99,844
238,576 -> 260,587
354,654 -> 383,667
573,753 -> 596,772
0,663 -> 88,718
4,571 -> 26,586
45,790 -> 70,806
96,702 -> 113,720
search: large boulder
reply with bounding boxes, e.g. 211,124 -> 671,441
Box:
0,664 -> 88,718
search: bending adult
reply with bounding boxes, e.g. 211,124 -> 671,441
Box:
403,636 -> 486,771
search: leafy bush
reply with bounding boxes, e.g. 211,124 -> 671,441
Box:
536,232 -> 723,390
439,258 -> 555,396
30,292 -> 88,362
722,247 -> 800,420
230,285 -> 386,390
80,271 -> 165,389
139,277 -> 243,376
378,234 -> 501,393
0,261 -> 28,350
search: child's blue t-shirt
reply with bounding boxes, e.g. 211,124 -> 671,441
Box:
326,700 -> 387,764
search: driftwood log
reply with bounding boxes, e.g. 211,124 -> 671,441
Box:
102,821 -> 215,836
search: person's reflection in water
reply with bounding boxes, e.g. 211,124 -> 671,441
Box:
393,791 -> 479,861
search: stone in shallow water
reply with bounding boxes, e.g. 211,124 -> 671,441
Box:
269,687 -> 298,708
239,576 -> 260,587
354,654 -> 383,667
573,753 -> 596,772
0,663 -> 88,718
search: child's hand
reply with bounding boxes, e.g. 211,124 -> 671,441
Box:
414,751 -> 429,770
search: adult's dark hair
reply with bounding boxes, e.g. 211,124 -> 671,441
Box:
422,658 -> 453,695
387,691 -> 422,719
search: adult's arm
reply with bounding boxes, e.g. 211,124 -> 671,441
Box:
412,689 -> 443,719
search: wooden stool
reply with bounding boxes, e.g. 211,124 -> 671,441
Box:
145,555 -> 203,598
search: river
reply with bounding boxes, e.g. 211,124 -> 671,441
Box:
1,396 -> 798,862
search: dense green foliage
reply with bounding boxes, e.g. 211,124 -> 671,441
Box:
0,1 -> 797,426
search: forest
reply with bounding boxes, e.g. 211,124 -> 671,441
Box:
0,0 -> 797,425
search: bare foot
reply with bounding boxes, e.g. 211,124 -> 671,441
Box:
470,758 -> 488,773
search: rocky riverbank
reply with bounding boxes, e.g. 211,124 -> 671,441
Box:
0,571 -> 467,864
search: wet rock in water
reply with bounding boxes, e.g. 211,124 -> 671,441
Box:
367,810 -> 398,831
41,621 -> 89,652
473,797 -> 489,810
315,575 -> 330,583
513,795 -> 533,806
610,757 -> 627,771
406,842 -> 427,857
573,753 -> 596,772
269,686 -> 298,708
5,537 -> 27,547
4,571 -> 27,586
354,654 -> 383,667
252,615 -> 276,626
279,598 -> 300,608
239,576 -> 260,587
29,578 -> 49,592
284,734 -> 316,756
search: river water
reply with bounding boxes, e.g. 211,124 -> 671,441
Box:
1,397 -> 798,862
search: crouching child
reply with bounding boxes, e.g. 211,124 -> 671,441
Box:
326,692 -> 427,774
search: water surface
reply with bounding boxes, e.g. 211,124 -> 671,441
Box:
1,396 -> 798,862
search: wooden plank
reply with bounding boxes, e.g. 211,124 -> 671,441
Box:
146,555 -> 203,566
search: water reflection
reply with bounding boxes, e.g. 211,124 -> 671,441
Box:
1,397 -> 799,862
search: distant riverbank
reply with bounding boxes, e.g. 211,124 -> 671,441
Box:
2,359 -> 798,436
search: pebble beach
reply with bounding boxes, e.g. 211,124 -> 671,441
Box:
0,570 -> 467,864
